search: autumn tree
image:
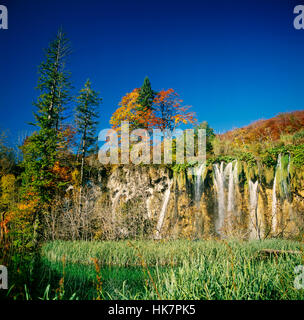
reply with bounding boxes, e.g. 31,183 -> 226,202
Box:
75,79 -> 102,186
111,87 -> 196,132
0,174 -> 16,244
153,89 -> 196,131
110,88 -> 155,132
110,86 -> 196,164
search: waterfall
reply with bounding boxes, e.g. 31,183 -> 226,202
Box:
272,174 -> 277,234
233,160 -> 238,185
286,153 -> 293,218
283,153 -> 291,200
213,162 -> 226,235
213,161 -> 238,236
272,154 -> 292,235
227,160 -> 238,231
287,154 -> 291,198
249,180 -> 259,239
227,162 -> 235,213
155,180 -> 172,239
194,163 -> 205,206
272,154 -> 281,234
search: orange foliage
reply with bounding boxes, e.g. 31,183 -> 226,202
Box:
0,216 -> 10,235
110,88 -> 155,131
153,89 -> 196,130
17,199 -> 38,211
52,161 -> 70,181
58,124 -> 77,151
110,88 -> 196,132
0,198 -> 38,238
220,111 -> 304,144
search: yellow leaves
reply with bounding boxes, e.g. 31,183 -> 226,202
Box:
1,200 -> 36,238
110,87 -> 197,132
110,88 -> 157,131
17,199 -> 37,212
0,174 -> 16,207
18,203 -> 30,211
71,169 -> 80,186
110,88 -> 141,127
52,161 -> 70,181
1,174 -> 15,190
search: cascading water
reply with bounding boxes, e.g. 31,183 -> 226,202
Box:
249,180 -> 259,239
272,153 -> 292,235
282,154 -> 291,200
272,174 -> 277,234
286,153 -> 293,219
227,162 -> 235,213
287,153 -> 291,192
227,160 -> 238,231
213,160 -> 238,236
213,162 -> 226,235
155,180 -> 173,239
272,154 -> 281,234
194,163 -> 205,206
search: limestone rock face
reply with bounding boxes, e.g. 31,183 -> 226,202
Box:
97,157 -> 304,240
107,165 -> 171,222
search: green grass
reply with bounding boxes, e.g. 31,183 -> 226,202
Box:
30,240 -> 304,300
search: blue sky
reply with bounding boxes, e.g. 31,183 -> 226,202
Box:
0,0 -> 303,145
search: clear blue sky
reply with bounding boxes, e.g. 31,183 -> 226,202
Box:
0,0 -> 303,144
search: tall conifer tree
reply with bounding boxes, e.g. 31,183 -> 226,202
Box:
75,79 -> 102,186
137,76 -> 155,112
21,30 -> 72,204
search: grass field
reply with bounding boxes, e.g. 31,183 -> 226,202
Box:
28,240 -> 304,300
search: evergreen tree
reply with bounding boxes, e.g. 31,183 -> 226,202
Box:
137,76 -> 155,112
194,121 -> 215,153
21,30 -> 72,203
0,130 -> 15,176
75,79 -> 102,186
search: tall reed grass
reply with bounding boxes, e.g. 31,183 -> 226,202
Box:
34,239 -> 304,300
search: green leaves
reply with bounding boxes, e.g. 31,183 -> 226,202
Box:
22,30 -> 72,203
137,76 -> 155,112
75,79 -> 102,185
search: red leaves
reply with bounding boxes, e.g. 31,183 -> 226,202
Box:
221,111 -> 304,144
152,89 -> 196,130
110,87 -> 197,131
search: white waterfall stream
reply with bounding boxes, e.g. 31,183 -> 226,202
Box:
272,154 -> 281,234
249,180 -> 259,239
282,154 -> 291,200
213,161 -> 238,236
194,163 -> 206,206
272,153 -> 292,234
213,162 -> 226,235
227,162 -> 235,213
287,154 -> 291,196
155,180 -> 173,239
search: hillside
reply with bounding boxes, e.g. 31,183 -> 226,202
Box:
220,111 -> 304,144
